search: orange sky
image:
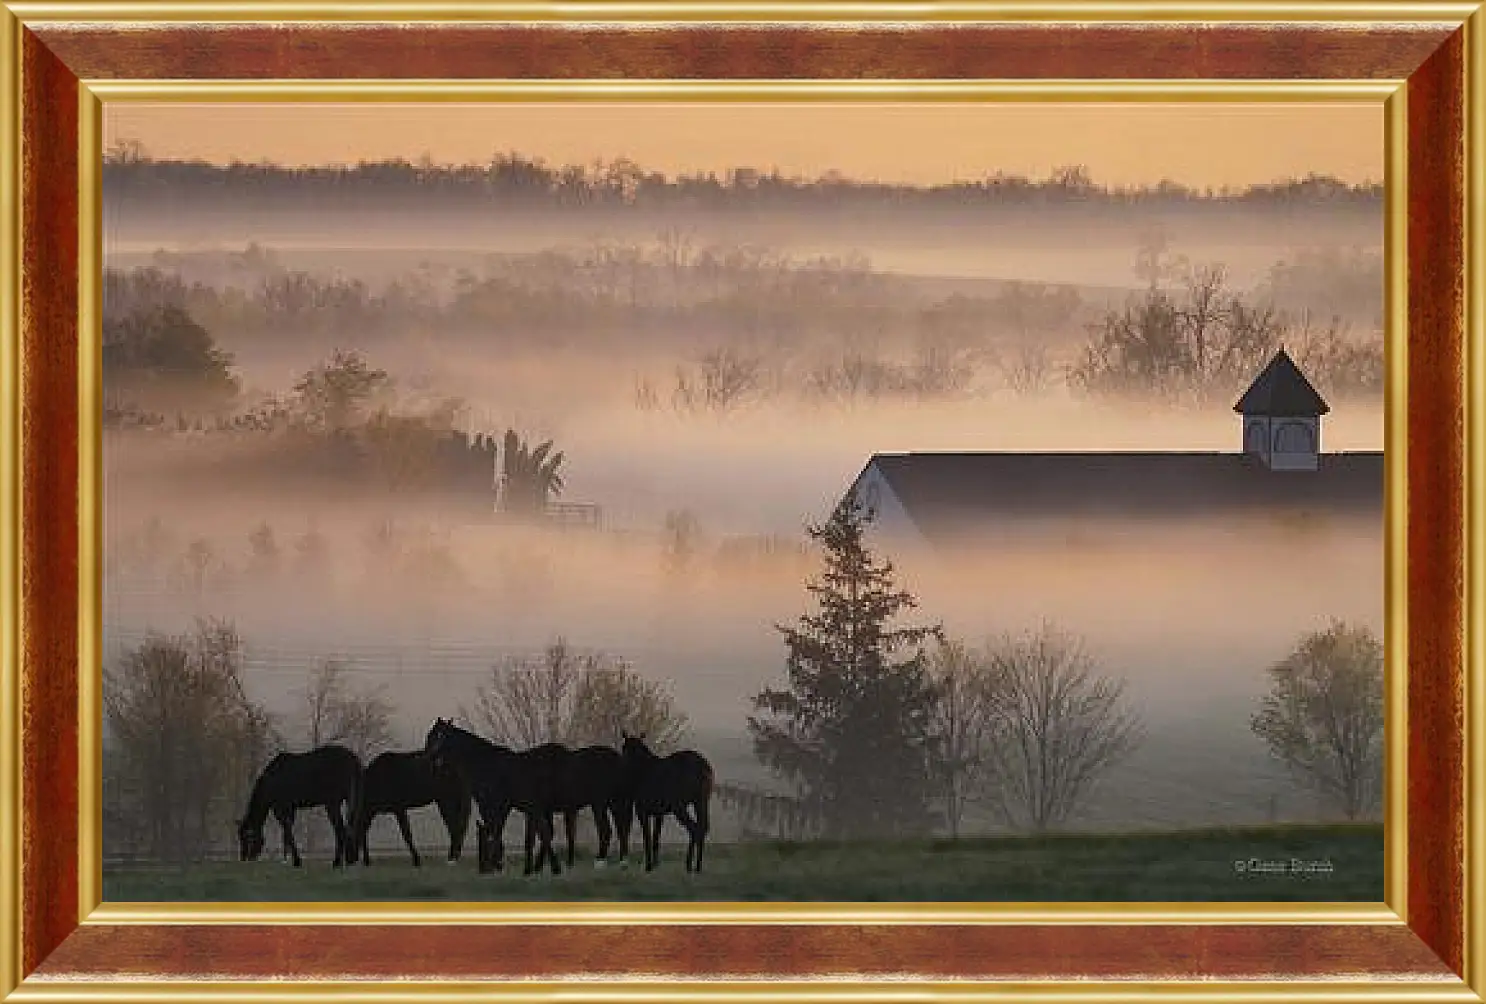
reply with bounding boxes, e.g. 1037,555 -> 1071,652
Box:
105,103 -> 1381,188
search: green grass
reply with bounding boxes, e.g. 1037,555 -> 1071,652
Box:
103,823 -> 1381,902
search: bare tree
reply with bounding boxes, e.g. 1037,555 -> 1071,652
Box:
633,375 -> 662,412
926,638 -> 1000,837
661,509 -> 703,576
245,522 -> 280,582
173,537 -> 229,598
1131,225 -> 1190,290
569,660 -> 690,752
1070,265 -> 1282,404
908,339 -> 976,398
655,225 -> 695,307
1250,620 -> 1383,821
467,638 -> 690,751
468,639 -> 585,748
103,619 -> 277,861
994,343 -> 1055,396
295,657 -> 393,857
978,623 -> 1144,833
672,347 -> 764,414
293,521 -> 332,584
298,657 -> 394,760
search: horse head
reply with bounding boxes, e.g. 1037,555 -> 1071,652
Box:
620,733 -> 655,763
424,717 -> 457,767
236,817 -> 265,861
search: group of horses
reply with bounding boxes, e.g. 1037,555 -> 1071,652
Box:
234,722 -> 715,876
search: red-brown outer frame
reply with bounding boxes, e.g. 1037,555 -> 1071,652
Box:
4,10 -> 1479,995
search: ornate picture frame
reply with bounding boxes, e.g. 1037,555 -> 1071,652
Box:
1,2 -> 1483,999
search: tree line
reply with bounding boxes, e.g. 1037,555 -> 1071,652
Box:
104,243 -> 1383,432
103,246 -> 1089,364
108,240 -> 1381,355
104,143 -> 1381,212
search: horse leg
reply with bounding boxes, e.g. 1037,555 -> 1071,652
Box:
564,809 -> 578,868
325,801 -> 350,867
444,793 -> 470,864
358,809 -> 374,867
648,813 -> 665,872
594,806 -> 613,868
539,812 -> 561,876
493,805 -> 512,872
396,809 -> 421,867
279,810 -> 302,868
695,796 -> 710,873
523,813 -> 537,876
634,813 -> 648,871
476,820 -> 496,874
634,811 -> 645,869
675,806 -> 700,873
615,800 -> 634,867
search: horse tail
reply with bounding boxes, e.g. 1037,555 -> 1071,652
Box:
697,759 -> 714,834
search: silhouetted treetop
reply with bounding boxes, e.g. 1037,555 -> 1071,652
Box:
103,144 -> 1381,212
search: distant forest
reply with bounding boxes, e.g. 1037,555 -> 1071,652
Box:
103,142 -> 1382,213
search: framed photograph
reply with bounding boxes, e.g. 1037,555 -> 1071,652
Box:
2,1 -> 1483,999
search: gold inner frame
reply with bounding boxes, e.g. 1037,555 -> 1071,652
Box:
0,5 -> 20,997
66,78 -> 1413,927
1464,7 -> 1485,992
6,1 -> 1485,20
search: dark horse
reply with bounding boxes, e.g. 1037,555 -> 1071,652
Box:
621,734 -> 713,872
237,744 -> 361,868
423,719 -> 565,875
352,750 -> 471,867
493,744 -> 635,873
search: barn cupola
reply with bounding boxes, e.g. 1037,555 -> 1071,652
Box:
1233,349 -> 1330,471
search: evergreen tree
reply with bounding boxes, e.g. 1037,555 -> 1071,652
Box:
748,488 -> 942,838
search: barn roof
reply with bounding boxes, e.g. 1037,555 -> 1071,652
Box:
1233,349 -> 1331,417
859,450 -> 1382,544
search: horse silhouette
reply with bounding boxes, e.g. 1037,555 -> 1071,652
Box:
621,734 -> 713,872
423,718 -> 565,875
481,744 -> 636,873
552,744 -> 635,868
352,750 -> 471,867
236,744 -> 361,868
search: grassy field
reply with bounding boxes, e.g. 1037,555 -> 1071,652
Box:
104,823 -> 1380,902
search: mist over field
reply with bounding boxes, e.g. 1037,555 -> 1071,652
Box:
100,150 -> 1386,852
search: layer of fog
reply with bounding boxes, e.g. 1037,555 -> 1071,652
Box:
101,207 -> 1385,832
105,384 -> 1382,831
103,203 -> 1381,294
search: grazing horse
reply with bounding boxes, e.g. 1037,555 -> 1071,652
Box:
236,744 -> 361,868
352,750 -> 471,867
423,719 -> 565,875
621,734 -> 713,873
